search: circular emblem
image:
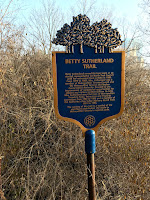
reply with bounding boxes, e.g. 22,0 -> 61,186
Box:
84,115 -> 96,127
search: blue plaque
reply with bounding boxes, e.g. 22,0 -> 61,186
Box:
52,15 -> 125,134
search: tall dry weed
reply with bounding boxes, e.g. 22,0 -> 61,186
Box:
0,50 -> 149,200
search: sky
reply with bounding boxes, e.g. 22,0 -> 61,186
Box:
12,0 -> 143,50
16,0 -> 141,25
0,0 -> 142,29
54,0 -> 141,22
2,0 -> 145,56
17,0 -> 142,38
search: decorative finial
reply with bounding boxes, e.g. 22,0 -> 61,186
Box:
52,14 -> 123,53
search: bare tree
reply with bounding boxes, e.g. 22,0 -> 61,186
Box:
26,0 -> 63,54
138,0 -> 150,62
70,0 -> 97,17
0,0 -> 24,54
69,0 -> 116,26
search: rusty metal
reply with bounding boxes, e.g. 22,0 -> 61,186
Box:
87,153 -> 96,200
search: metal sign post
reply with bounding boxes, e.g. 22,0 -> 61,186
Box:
52,14 -> 125,199
85,130 -> 96,200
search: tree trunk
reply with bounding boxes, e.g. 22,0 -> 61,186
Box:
95,44 -> 98,54
99,45 -> 104,53
109,47 -> 112,53
66,45 -> 71,53
71,45 -> 74,53
80,43 -> 83,54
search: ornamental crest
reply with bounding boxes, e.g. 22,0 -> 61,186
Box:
52,14 -> 123,54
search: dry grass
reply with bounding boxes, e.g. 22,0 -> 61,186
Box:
0,49 -> 150,200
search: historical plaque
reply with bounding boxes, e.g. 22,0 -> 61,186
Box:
52,14 -> 125,134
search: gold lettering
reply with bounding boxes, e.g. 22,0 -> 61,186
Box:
77,59 -> 81,63
65,59 -> 81,64
64,72 -> 115,113
82,59 -> 87,63
83,64 -> 97,69
65,59 -> 69,64
109,58 -> 114,63
65,58 -> 114,65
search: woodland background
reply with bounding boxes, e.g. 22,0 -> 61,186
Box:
0,0 -> 150,199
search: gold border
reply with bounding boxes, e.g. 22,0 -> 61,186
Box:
52,51 -> 125,135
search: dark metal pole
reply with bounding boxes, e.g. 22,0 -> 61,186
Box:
85,130 -> 96,200
87,153 -> 96,200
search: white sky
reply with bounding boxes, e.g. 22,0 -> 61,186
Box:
2,0 -> 144,51
2,0 -> 149,62
55,0 -> 140,21
16,0 -> 143,49
17,0 -> 141,24
17,0 -> 142,39
1,0 -> 142,28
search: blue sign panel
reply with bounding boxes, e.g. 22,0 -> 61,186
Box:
52,45 -> 125,134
